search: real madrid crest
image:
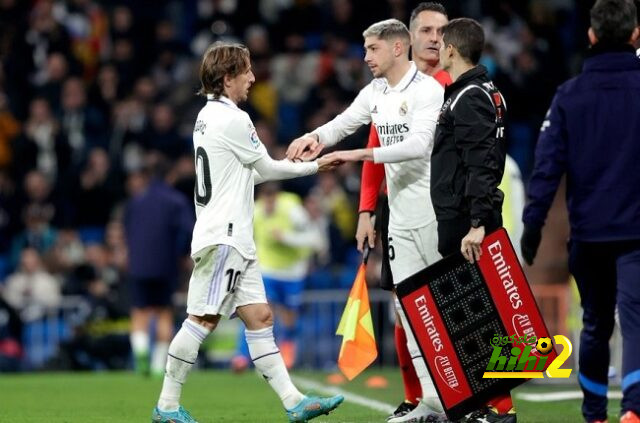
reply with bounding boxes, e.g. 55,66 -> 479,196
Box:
399,101 -> 408,116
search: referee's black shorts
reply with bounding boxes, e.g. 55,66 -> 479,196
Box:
376,195 -> 394,291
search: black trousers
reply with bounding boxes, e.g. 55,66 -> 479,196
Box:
376,195 -> 394,291
569,239 -> 640,420
437,212 -> 503,257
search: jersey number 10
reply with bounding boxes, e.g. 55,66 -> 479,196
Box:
195,147 -> 212,206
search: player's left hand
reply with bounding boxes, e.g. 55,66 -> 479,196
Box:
461,226 -> 485,263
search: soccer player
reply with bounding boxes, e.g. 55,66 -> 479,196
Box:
287,19 -> 447,422
431,18 -> 513,423
355,3 -> 451,420
151,42 -> 343,423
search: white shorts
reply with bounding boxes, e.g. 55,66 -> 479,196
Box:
388,220 -> 441,285
186,244 -> 267,317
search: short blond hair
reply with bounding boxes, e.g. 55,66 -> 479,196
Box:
198,42 -> 250,98
362,19 -> 410,45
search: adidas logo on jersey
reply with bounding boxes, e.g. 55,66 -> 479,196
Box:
371,105 -> 378,113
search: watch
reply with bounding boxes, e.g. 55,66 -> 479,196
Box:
470,218 -> 483,228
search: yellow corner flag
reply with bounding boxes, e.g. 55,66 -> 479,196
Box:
336,262 -> 378,380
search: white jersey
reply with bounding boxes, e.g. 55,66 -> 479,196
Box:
313,62 -> 444,230
191,95 -> 267,259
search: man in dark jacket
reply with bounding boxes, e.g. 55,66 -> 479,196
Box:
124,159 -> 194,376
521,1 -> 640,422
432,19 -> 507,265
431,18 -> 512,423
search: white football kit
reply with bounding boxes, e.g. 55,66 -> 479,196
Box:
313,62 -> 444,283
187,95 -> 317,316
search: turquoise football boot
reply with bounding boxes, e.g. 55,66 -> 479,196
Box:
286,395 -> 344,422
151,406 -> 198,423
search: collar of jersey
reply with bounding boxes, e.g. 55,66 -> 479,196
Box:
384,61 -> 418,93
207,94 -> 238,109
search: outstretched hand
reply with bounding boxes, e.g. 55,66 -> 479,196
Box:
286,134 -> 324,161
322,149 -> 369,163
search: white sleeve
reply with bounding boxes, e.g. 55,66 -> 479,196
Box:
373,82 -> 443,163
223,112 -> 268,164
252,169 -> 265,185
252,155 -> 318,182
312,83 -> 372,147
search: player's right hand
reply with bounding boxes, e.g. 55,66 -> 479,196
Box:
356,212 -> 376,252
317,155 -> 343,171
287,134 -> 324,161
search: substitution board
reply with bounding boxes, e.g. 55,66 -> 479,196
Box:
396,228 -> 558,420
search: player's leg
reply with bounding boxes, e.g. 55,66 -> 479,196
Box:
234,260 -> 343,422
387,225 -> 445,423
151,306 -> 174,377
378,197 -> 422,419
145,277 -> 177,377
615,241 -> 640,421
153,244 -> 237,422
236,302 -> 305,408
129,278 -> 151,375
232,274 -> 281,372
570,241 -> 616,423
154,314 -> 218,420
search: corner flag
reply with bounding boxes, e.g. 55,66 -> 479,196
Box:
336,246 -> 377,380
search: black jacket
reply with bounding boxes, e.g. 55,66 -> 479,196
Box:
431,65 -> 507,227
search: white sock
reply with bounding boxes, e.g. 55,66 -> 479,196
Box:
157,319 -> 210,412
152,342 -> 170,374
130,331 -> 150,356
246,326 -> 304,409
396,301 -> 443,413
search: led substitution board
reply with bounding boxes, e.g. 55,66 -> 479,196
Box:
396,228 -> 558,420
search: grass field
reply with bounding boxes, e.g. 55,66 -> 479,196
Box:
0,368 -> 622,422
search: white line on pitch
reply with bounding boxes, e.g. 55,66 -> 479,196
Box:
292,375 -> 396,414
516,391 -> 622,402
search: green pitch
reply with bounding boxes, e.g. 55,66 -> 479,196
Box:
0,369 -> 622,422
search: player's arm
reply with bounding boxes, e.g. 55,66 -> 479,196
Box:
523,93 -> 568,229
253,154 -> 318,182
286,84 -> 372,160
226,113 -> 334,183
372,83 -> 443,163
325,82 -> 443,164
521,92 -> 568,264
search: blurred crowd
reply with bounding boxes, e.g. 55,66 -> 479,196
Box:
0,0 -> 597,370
